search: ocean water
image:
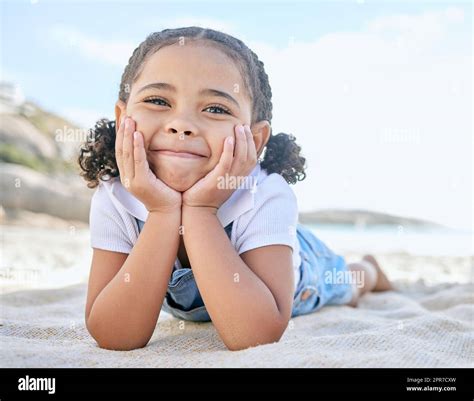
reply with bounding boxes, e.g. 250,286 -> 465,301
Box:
1,224 -> 472,292
304,224 -> 474,257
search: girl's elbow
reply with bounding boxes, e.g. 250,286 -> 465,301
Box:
224,323 -> 287,351
225,335 -> 283,351
86,317 -> 149,351
96,339 -> 148,351
93,331 -> 149,351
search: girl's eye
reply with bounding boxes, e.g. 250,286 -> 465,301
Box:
143,97 -> 231,115
203,105 -> 231,115
143,97 -> 170,107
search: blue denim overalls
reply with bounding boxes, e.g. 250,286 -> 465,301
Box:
136,219 -> 353,322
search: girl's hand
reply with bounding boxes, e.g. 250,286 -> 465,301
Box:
182,124 -> 257,211
115,116 -> 182,214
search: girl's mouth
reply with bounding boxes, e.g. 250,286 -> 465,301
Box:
152,150 -> 206,159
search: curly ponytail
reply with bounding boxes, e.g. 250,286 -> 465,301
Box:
260,133 -> 306,184
78,118 -> 118,188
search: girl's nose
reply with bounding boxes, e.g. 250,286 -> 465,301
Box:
165,113 -> 198,137
169,128 -> 192,136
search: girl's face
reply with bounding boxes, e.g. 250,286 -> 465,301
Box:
115,41 -> 269,192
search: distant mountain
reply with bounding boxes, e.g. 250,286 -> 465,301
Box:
298,208 -> 445,228
0,97 -> 84,173
0,83 -> 93,223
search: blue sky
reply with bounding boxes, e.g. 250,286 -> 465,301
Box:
3,0 -> 468,124
1,0 -> 472,233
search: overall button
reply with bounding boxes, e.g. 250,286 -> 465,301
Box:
301,289 -> 313,301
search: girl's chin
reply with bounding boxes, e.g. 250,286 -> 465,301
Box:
165,180 -> 195,192
152,170 -> 201,192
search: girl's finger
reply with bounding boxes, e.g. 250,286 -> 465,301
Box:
133,131 -> 148,177
123,117 -> 136,183
214,136 -> 234,178
234,124 -> 247,168
115,115 -> 126,177
244,124 -> 258,163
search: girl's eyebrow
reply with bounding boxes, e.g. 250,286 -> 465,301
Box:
137,82 -> 240,109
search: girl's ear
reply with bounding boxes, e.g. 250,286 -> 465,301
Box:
250,120 -> 271,158
114,100 -> 127,128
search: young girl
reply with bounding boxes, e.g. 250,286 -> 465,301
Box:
79,27 -> 393,352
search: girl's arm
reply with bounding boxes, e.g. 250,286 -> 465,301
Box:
182,205 -> 294,351
180,124 -> 295,350
85,209 -> 181,351
86,116 -> 183,351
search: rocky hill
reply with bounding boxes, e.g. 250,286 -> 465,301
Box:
299,208 -> 445,228
0,84 -> 93,224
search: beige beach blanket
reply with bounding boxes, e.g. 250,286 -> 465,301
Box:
1,280 -> 472,368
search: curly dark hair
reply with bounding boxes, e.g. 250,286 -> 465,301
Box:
78,27 -> 306,188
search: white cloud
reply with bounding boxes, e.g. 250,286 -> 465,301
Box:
246,7 -> 471,230
49,18 -> 239,67
60,107 -> 109,129
366,6 -> 465,49
49,25 -> 136,66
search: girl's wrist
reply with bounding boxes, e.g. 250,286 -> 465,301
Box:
182,204 -> 218,216
147,204 -> 182,215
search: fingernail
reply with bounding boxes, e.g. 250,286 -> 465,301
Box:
133,131 -> 138,140
228,136 -> 234,145
238,125 -> 245,135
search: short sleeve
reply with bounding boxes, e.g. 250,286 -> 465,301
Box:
234,173 -> 298,255
89,183 -> 134,254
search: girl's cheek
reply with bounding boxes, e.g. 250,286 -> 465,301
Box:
128,109 -> 160,145
127,108 -> 148,129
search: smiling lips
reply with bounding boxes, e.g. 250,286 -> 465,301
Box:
158,150 -> 202,159
153,149 -> 206,159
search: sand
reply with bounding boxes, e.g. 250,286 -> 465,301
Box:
1,224 -> 473,367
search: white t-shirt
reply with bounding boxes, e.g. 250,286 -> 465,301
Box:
89,163 -> 302,290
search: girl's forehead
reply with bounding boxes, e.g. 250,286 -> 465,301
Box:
137,43 -> 247,93
152,40 -> 234,64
